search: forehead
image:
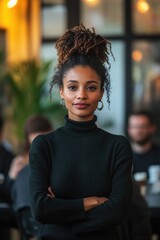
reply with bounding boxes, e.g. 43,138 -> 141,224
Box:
129,115 -> 150,125
63,65 -> 100,82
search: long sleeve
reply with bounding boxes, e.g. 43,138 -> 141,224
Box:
29,136 -> 86,224
72,137 -> 133,233
29,117 -> 133,239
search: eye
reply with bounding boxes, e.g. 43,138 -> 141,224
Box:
87,85 -> 97,92
68,85 -> 77,91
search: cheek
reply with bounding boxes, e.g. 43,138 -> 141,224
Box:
92,94 -> 102,103
128,129 -> 136,136
63,92 -> 74,103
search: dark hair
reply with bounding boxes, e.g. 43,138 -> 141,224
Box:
50,23 -> 114,107
129,110 -> 155,125
24,114 -> 53,153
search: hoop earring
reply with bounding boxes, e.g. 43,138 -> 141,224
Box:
97,100 -> 104,111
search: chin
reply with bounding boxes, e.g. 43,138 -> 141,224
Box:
135,140 -> 150,145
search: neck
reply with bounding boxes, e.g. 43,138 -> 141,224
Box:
132,142 -> 152,154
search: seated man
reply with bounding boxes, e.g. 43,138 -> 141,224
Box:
127,110 -> 160,239
127,110 -> 160,178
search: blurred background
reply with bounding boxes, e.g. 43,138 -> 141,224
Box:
0,0 -> 160,152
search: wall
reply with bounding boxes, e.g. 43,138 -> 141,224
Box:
0,0 -> 41,62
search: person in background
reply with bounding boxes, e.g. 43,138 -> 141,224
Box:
29,23 -> 133,240
11,114 -> 53,240
128,109 -> 160,239
0,114 -> 15,240
0,115 -> 15,201
127,110 -> 160,178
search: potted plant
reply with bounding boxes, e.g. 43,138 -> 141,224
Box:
3,59 -> 66,151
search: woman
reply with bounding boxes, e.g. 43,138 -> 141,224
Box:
29,24 -> 133,240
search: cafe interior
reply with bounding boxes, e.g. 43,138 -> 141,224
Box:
0,0 -> 160,239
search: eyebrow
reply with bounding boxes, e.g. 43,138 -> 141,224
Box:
67,80 -> 99,84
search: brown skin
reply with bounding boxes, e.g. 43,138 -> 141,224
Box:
60,66 -> 104,122
48,65 -> 108,211
128,115 -> 156,153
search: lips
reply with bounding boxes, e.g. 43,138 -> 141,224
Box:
74,103 -> 90,109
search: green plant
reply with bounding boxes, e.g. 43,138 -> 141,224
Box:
3,59 -> 66,148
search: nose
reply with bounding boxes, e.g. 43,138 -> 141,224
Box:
77,88 -> 87,99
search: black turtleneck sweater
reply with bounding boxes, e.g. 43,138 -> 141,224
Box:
29,116 -> 132,240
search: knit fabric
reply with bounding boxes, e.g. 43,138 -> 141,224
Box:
29,115 -> 132,240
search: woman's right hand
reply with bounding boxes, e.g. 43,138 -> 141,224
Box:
83,196 -> 108,211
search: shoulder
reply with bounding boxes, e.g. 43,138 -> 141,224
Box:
152,143 -> 160,152
30,127 -> 64,154
30,129 -> 59,147
101,129 -> 131,145
102,131 -> 132,157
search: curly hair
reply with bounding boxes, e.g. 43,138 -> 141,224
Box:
50,23 -> 114,106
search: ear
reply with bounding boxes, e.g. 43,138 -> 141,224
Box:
60,86 -> 64,99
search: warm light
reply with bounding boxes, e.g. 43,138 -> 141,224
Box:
7,0 -> 18,8
136,0 -> 150,14
132,50 -> 143,62
83,0 -> 100,7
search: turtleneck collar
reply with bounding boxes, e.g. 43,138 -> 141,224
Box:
62,115 -> 99,137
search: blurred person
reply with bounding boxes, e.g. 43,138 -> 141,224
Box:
29,23 -> 133,240
0,114 -> 15,240
127,110 -> 160,178
0,115 -> 15,201
128,110 -> 160,239
11,114 -> 53,240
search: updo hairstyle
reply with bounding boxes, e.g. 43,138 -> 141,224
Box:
50,23 -> 113,106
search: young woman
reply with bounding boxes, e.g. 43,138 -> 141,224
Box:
29,24 -> 133,240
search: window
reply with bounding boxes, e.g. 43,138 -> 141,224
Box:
41,0 -> 160,141
81,0 -> 124,35
133,0 -> 160,34
41,0 -> 67,39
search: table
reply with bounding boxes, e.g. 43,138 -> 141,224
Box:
145,183 -> 160,208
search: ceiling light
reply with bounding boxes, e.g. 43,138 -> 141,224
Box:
136,0 -> 150,14
7,0 -> 18,8
82,0 -> 100,7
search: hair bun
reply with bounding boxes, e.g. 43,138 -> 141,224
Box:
55,23 -> 112,66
